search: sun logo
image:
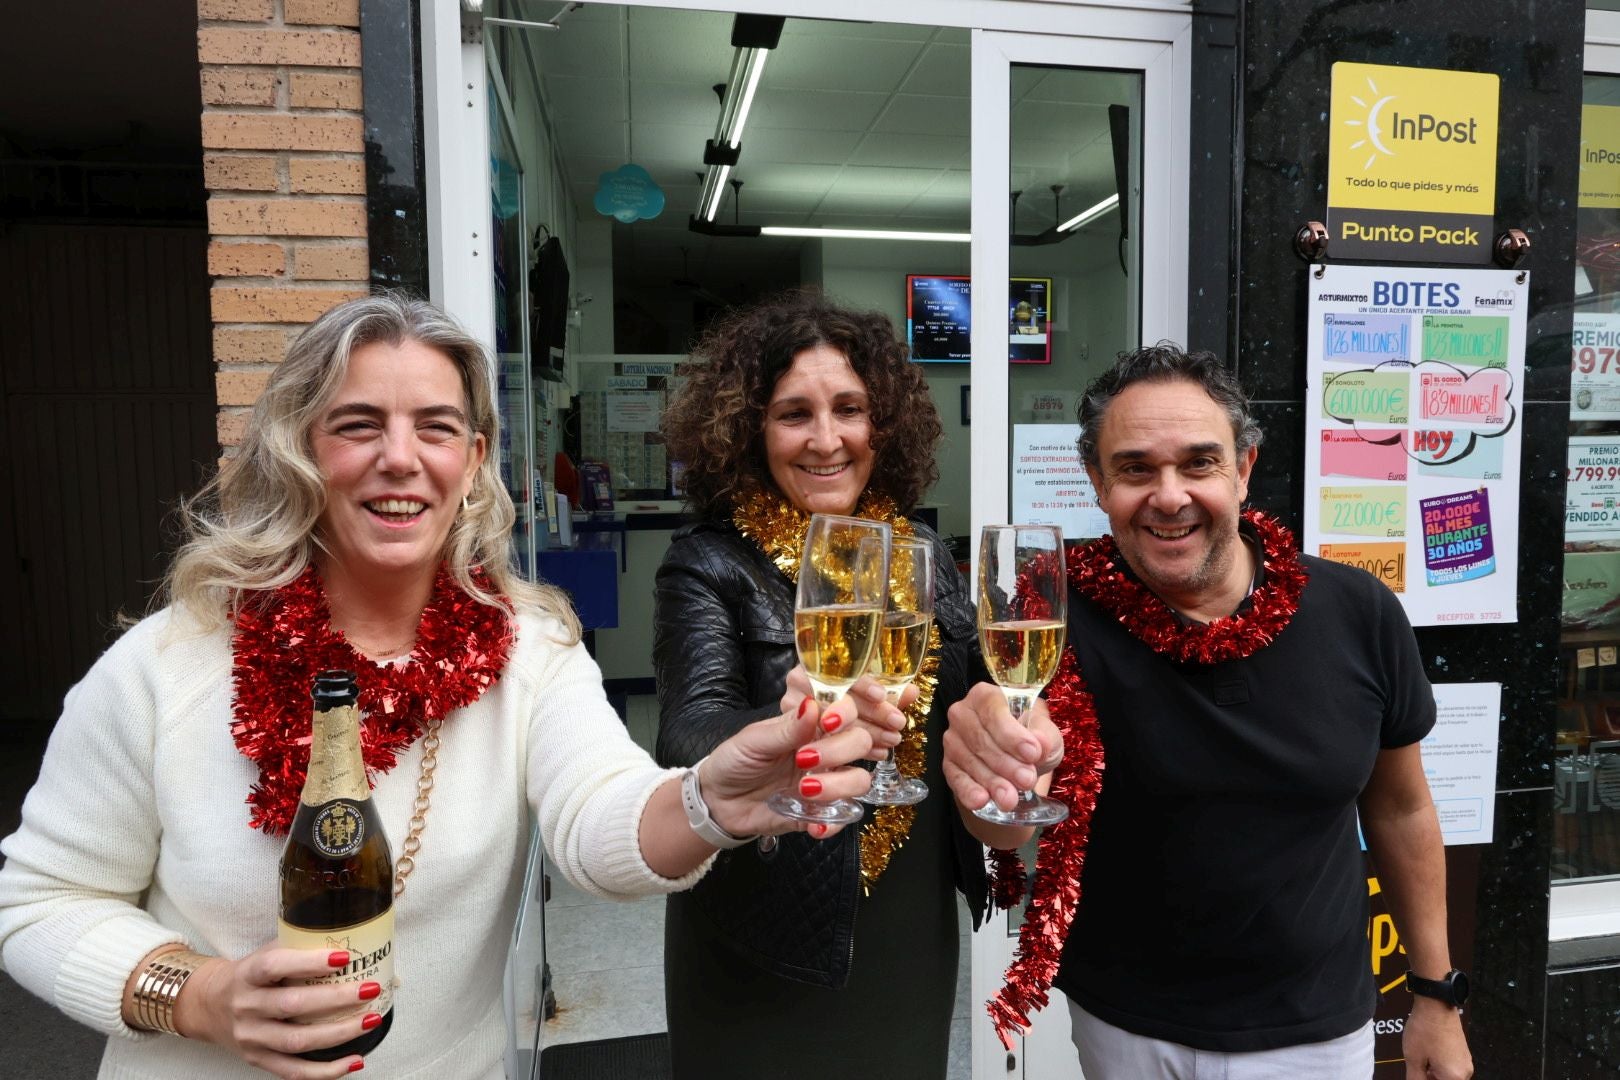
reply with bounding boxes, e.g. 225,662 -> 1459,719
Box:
1344,76 -> 1398,171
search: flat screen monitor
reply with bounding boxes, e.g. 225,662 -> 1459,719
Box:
1008,277 -> 1053,364
905,275 -> 1055,363
906,275 -> 971,362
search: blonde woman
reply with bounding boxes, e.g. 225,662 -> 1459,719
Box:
0,294 -> 875,1080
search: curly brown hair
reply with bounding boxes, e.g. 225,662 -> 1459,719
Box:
663,289 -> 942,518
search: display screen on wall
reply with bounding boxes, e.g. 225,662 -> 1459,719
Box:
906,275 -> 971,362
906,275 -> 1055,363
1009,277 -> 1053,364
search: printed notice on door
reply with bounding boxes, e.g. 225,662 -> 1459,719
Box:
1305,265 -> 1526,625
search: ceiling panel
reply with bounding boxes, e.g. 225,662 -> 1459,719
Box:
529,18 -> 623,80
629,81 -> 723,127
739,127 -> 865,167
624,8 -> 734,84
543,76 -> 627,124
624,124 -> 714,168
900,192 -> 970,220
847,131 -> 967,170
766,37 -> 926,94
750,89 -> 890,133
778,20 -> 937,44
814,189 -> 925,214
897,44 -> 970,97
735,162 -> 844,193
872,94 -> 970,137
828,166 -> 945,194
554,118 -> 630,160
1021,69 -> 1141,106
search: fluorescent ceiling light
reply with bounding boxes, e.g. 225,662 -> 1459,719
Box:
700,164 -> 731,223
1058,193 -> 1120,233
729,50 -> 768,148
760,226 -> 971,243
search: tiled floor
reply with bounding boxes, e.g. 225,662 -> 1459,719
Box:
539,695 -> 974,1078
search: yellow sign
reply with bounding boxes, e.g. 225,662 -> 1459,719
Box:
1327,62 -> 1499,262
1579,104 -> 1620,208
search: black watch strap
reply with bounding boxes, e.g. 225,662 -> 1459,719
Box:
1406,968 -> 1469,1008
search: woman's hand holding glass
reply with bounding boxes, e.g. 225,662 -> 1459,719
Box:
769,513 -> 892,825
696,692 -> 879,840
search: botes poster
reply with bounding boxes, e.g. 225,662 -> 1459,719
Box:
1304,265 -> 1526,626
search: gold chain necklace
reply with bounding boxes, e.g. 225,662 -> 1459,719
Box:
392,714 -> 443,897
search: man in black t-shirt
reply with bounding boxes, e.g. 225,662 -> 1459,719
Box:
942,346 -> 1473,1080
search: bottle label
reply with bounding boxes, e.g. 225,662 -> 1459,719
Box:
278,908 -> 395,1023
310,801 -> 366,858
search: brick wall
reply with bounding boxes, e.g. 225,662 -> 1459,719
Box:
198,0 -> 369,450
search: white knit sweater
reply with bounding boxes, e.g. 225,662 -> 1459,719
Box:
0,606 -> 708,1079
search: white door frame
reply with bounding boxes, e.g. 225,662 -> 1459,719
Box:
417,5 -> 1192,1079
968,24 -> 1188,1080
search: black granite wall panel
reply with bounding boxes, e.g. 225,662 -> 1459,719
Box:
1546,963 -> 1620,1077
1191,2 -> 1586,1075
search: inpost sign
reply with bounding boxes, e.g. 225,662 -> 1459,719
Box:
1579,104 -> 1620,209
1328,62 -> 1499,263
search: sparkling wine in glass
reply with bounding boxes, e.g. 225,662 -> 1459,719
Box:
768,513 -> 892,825
860,535 -> 933,806
975,524 -> 1069,827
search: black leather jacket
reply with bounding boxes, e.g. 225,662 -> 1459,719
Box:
653,517 -> 989,987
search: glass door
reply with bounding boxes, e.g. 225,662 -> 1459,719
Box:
968,26 -> 1187,1080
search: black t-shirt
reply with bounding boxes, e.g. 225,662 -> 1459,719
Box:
1054,552 -> 1434,1052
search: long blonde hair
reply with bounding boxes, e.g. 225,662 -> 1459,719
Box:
162,293 -> 580,640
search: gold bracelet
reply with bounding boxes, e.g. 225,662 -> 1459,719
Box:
131,949 -> 209,1036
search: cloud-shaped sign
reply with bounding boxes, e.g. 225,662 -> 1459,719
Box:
594,164 -> 665,224
1322,359 -> 1516,467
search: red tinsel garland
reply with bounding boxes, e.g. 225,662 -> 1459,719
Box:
985,646 -> 1104,1048
984,511 -> 1306,1047
1071,509 -> 1307,664
230,565 -> 514,835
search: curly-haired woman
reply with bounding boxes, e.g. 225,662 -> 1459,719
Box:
655,290 -> 989,1078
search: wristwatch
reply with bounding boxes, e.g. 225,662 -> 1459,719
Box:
1406,968 -> 1470,1008
681,757 -> 753,850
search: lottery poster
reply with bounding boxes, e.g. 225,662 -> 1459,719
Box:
1305,265 -> 1526,626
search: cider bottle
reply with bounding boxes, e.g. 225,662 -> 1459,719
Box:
278,670 -> 394,1060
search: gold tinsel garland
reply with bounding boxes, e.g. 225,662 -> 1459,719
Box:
731,488 -> 938,893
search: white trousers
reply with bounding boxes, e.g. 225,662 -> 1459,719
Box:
1068,999 -> 1375,1080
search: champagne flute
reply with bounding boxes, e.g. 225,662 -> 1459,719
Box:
860,535 -> 933,806
974,524 -> 1069,826
768,513 -> 892,825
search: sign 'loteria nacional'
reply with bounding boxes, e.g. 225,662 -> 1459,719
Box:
1327,62 -> 1500,263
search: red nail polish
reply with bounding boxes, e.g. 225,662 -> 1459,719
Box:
811,823 -> 828,838
361,1013 -> 383,1031
821,713 -> 842,733
358,981 -> 381,1001
799,776 -> 823,797
348,1061 -> 366,1073
328,950 -> 350,968
795,747 -> 820,769
797,698 -> 811,719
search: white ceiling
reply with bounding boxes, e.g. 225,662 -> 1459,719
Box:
513,3 -> 1138,292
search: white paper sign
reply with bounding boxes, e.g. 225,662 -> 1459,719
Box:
1421,682 -> 1501,846
1571,312 -> 1620,421
1010,424 -> 1108,540
1304,265 -> 1526,626
1566,436 -> 1620,540
605,391 -> 662,433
